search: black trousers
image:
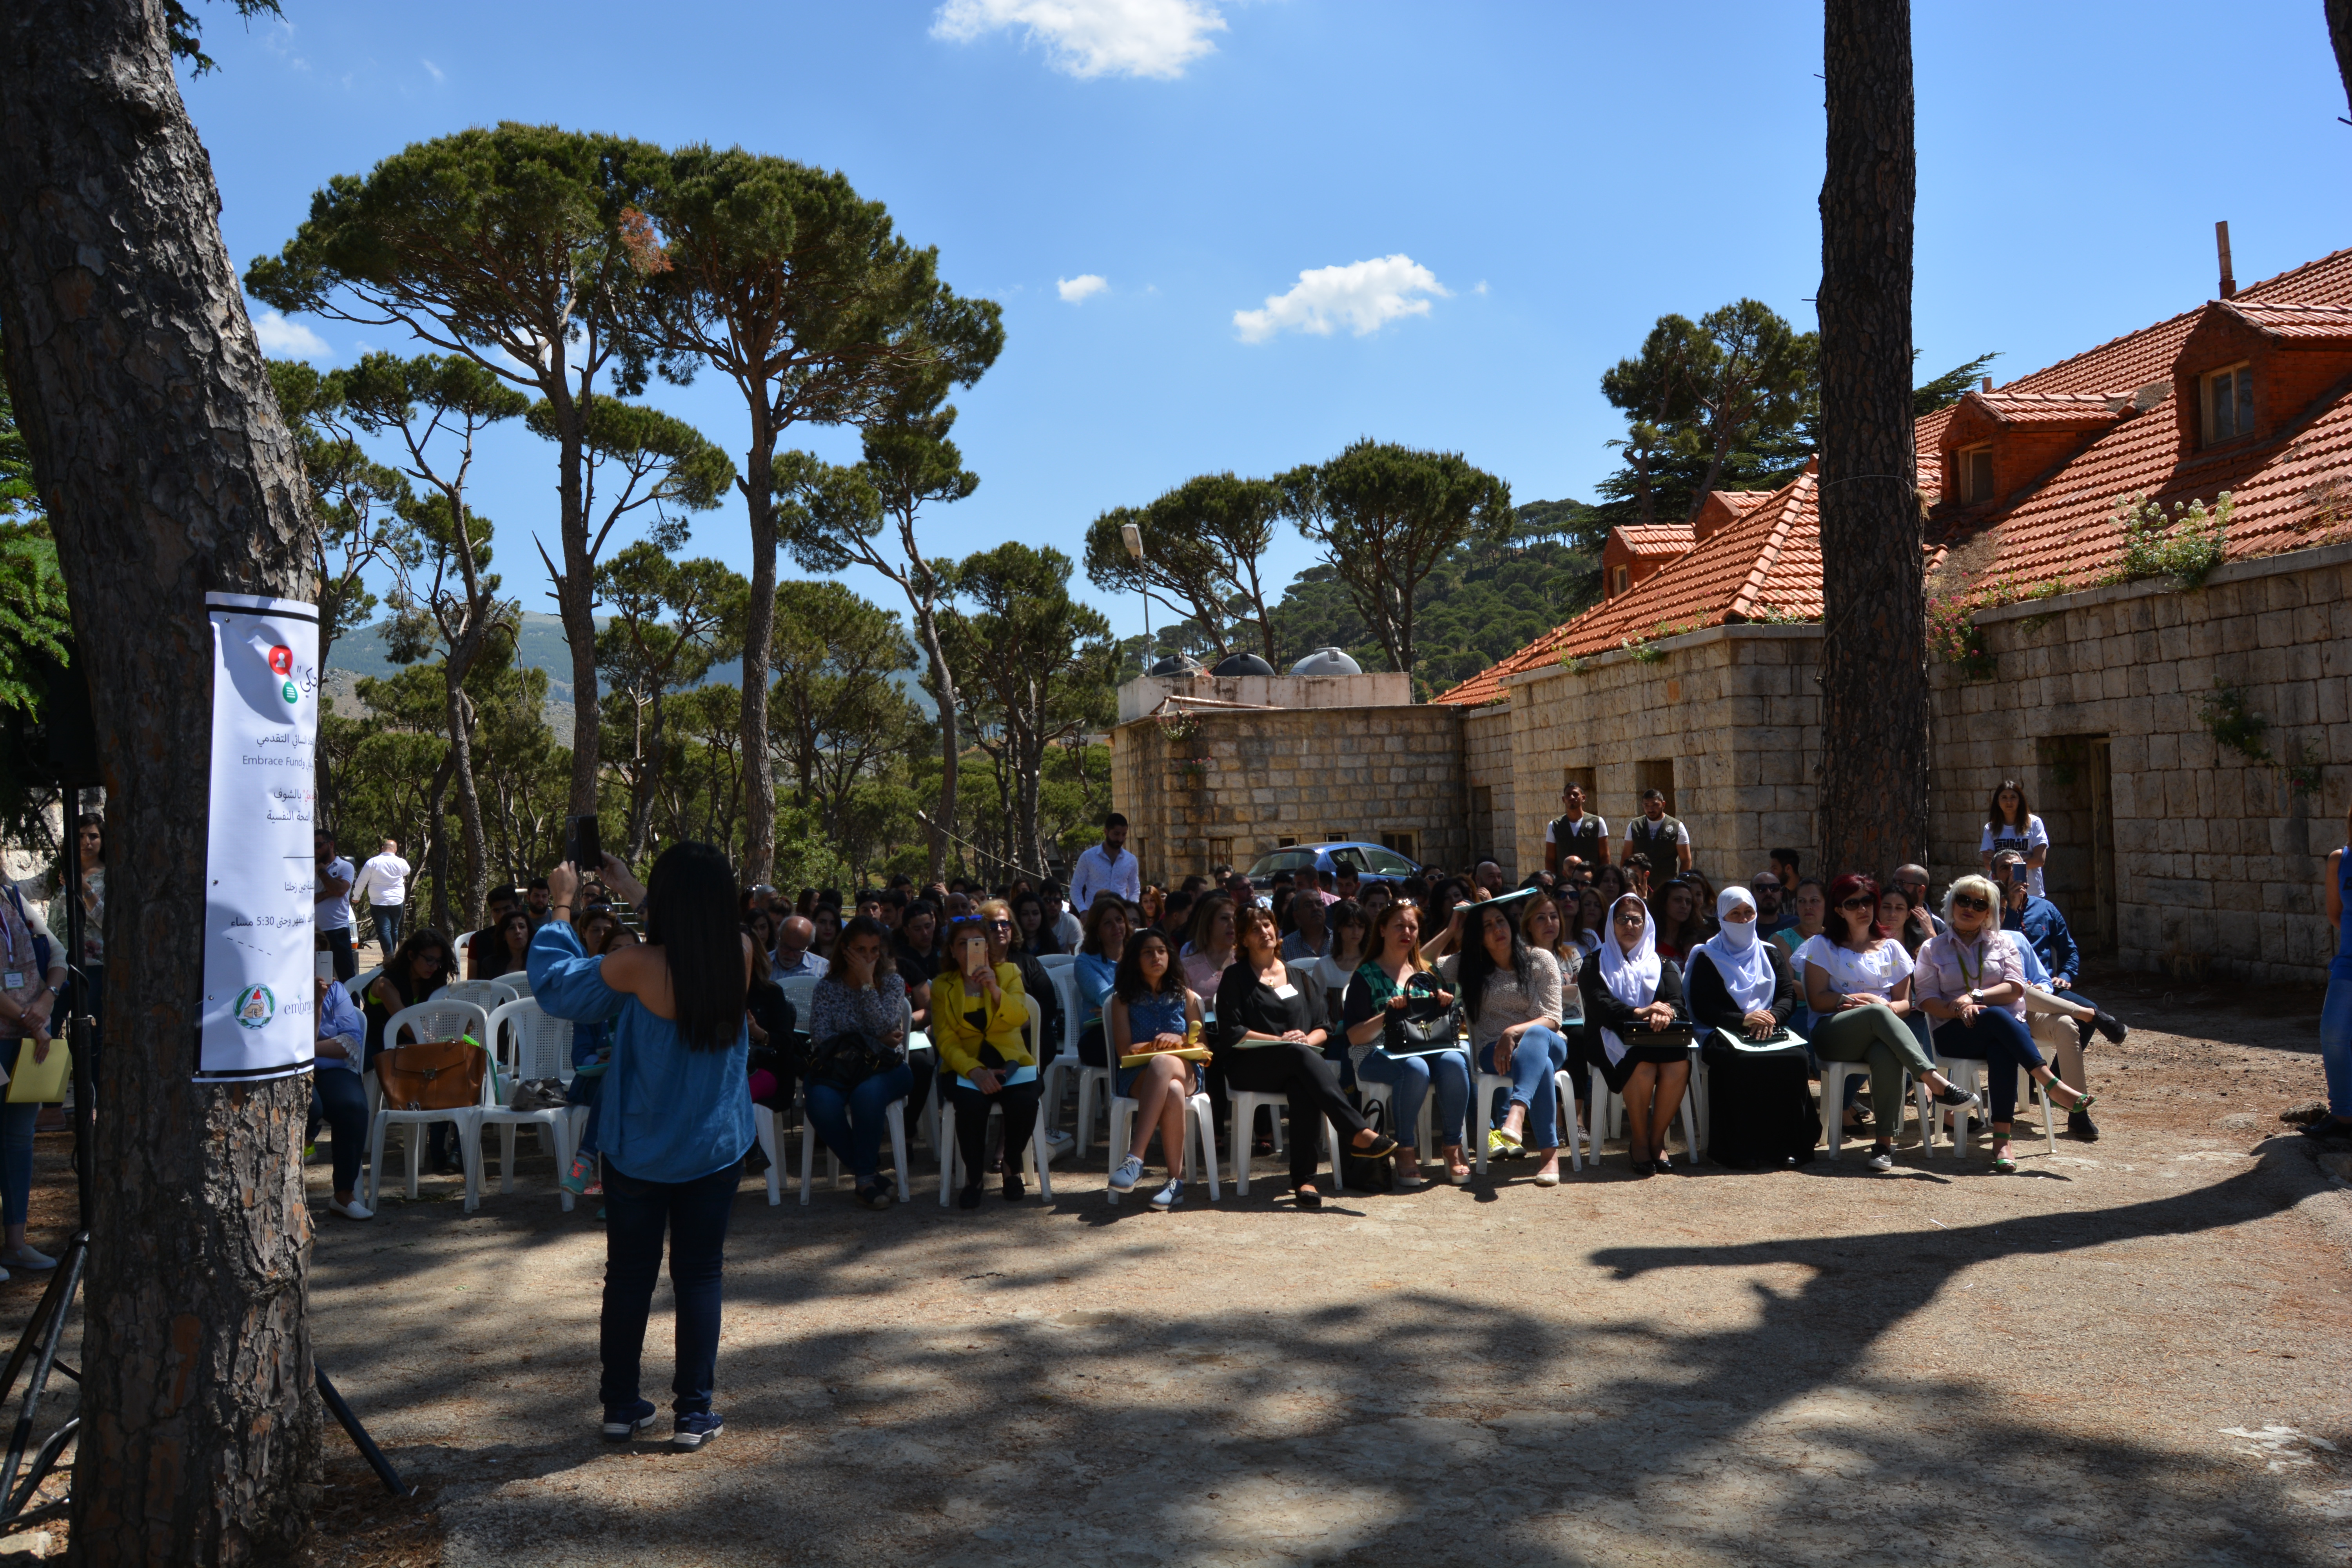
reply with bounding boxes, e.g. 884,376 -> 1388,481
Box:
1216,1042 -> 1369,1187
945,1079 -> 1041,1189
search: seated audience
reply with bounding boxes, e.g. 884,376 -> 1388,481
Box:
1771,848 -> 1802,893
1439,901 -> 1569,1184
1891,865 -> 1946,939
308,965 -> 372,1220
1182,893 -> 1237,1000
1593,863 -> 1630,905
773,915 -> 826,978
1650,879 -> 1708,960
1074,898 -> 1133,1068
1797,874 -> 1978,1171
1216,906 -> 1391,1208
1106,927 -> 1205,1209
1042,882 -> 1082,951
1687,887 -> 1816,1168
810,903 -> 840,960
1011,890 -> 1062,959
465,887 -> 522,977
1310,900 -> 1371,1040
1994,850 -> 2126,1129
2011,930 -> 2100,1139
743,936 -> 797,1118
803,916 -> 913,1210
1137,885 -> 1166,930
1343,900 -> 1472,1187
1772,878 -> 1825,964
1160,888 -> 1196,945
1283,887 -> 1332,964
1580,894 -> 1693,1175
561,910 -> 631,1197
1753,873 -> 1795,941
1879,882 -> 1933,960
932,916 -> 1039,1210
982,898 -> 1062,1058
1914,875 -> 2094,1173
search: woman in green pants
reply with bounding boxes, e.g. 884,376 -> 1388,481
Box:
1795,873 -> 1981,1170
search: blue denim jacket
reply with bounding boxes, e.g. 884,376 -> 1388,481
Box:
528,922 -> 753,1184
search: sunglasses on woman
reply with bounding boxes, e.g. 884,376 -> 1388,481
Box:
1838,897 -> 1874,911
1951,894 -> 1989,912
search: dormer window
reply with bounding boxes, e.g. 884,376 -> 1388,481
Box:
1612,566 -> 1629,595
1958,444 -> 1994,503
2202,362 -> 2254,443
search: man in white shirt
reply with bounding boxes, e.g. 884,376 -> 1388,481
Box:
1042,883 -> 1083,951
350,838 -> 412,956
1068,813 -> 1140,917
312,828 -> 357,981
773,915 -> 828,978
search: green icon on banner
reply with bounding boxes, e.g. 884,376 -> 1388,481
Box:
281,679 -> 299,704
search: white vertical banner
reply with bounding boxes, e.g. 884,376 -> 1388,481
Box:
196,592 -> 321,1083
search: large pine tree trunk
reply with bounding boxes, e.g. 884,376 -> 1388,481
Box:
1816,0 -> 1926,878
737,433 -> 777,883
0,2 -> 323,1558
916,603 -> 958,884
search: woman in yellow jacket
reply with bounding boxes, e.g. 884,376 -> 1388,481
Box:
933,915 -> 1040,1209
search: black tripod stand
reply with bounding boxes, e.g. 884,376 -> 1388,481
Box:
0,785 -> 412,1537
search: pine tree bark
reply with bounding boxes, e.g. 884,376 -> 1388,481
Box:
2330,0 -> 2352,118
736,425 -> 778,884
0,2 -> 322,1559
1816,0 -> 1927,878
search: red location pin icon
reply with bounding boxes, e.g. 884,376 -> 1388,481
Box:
268,645 -> 293,675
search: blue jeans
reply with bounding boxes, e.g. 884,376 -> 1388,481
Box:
1931,1011 -> 2047,1124
2322,976 -> 2352,1120
601,1159 -> 740,1417
0,1042 -> 40,1227
307,1067 -> 369,1195
369,905 -> 403,956
1479,1026 -> 1570,1149
806,1061 -> 913,1184
1356,1047 -> 1470,1152
568,1072 -> 604,1160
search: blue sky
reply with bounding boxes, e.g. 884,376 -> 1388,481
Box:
194,0 -> 2352,649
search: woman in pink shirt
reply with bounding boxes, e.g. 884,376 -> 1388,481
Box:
1913,873 -> 2095,1173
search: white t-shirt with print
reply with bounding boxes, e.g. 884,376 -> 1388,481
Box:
1793,934 -> 1913,1000
1624,815 -> 1690,847
1980,815 -> 2050,898
1544,813 -> 1608,844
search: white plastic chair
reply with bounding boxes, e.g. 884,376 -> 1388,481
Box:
1348,1074 -> 1435,1190
1931,1052 -> 2056,1159
365,998 -> 494,1210
1226,1080 -> 1336,1196
1106,1080 -> 1221,1205
1472,1053 -> 1588,1176
440,978 -> 519,1016
1588,1054 -> 1700,1167
785,996 -> 916,1207
1820,1062 -> 1935,1160
1038,965 -> 1085,1160
938,995 -> 1056,1206
474,998 -> 578,1208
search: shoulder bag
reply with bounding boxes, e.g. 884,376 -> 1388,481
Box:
1383,976 -> 1463,1055
376,1038 -> 487,1112
808,1030 -> 893,1093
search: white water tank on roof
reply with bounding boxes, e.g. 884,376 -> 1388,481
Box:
1289,646 -> 1362,677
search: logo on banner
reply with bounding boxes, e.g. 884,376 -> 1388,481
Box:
233,984 -> 277,1030
247,633 -> 301,707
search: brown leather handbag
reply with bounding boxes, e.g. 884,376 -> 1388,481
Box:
374,1039 -> 486,1112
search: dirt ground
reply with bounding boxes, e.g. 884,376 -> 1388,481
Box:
8,961 -> 2352,1566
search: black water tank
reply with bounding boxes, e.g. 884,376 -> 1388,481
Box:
1210,653 -> 1275,677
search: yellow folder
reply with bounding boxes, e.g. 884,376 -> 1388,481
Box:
6,1043 -> 68,1103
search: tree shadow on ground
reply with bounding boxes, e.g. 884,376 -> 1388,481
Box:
283,1131 -> 2350,1568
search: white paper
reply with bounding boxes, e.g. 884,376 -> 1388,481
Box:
1273,982 -> 1299,999
196,593 -> 321,1082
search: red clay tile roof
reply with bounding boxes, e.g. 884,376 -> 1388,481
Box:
1612,524 -> 1699,556
1431,245 -> 2352,706
1717,490 -> 1773,517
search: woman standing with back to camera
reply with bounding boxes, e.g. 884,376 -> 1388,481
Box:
533,844 -> 754,1454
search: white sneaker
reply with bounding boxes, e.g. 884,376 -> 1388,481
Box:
1867,1149 -> 1895,1172
328,1197 -> 374,1221
1109,1154 -> 1144,1192
0,1245 -> 54,1271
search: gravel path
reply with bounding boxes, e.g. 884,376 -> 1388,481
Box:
274,964 -> 2352,1566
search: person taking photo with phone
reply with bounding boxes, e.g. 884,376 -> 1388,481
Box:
532,845 -> 754,1455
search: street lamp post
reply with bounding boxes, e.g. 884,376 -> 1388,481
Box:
1120,521 -> 1149,664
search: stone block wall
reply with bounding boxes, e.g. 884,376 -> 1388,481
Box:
1931,540 -> 2352,984
1502,625 -> 1823,884
1108,704 -> 1467,884
1464,705 -> 1517,878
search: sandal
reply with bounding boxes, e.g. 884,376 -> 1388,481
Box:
1294,1184 -> 1324,1210
1354,1132 -> 1399,1160
1990,1149 -> 2017,1174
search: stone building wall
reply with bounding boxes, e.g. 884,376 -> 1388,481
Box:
1500,624 -> 1823,885
1927,539 -> 2352,985
1463,706 -> 1517,878
1108,704 -> 1467,885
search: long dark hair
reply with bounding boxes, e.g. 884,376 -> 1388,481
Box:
387,927 -> 456,1002
1649,879 -> 1708,952
1457,903 -> 1531,1024
642,842 -> 746,1052
825,913 -> 897,984
1114,927 -> 1183,1002
1986,777 -> 2032,830
481,909 -> 532,978
1824,873 -> 1886,947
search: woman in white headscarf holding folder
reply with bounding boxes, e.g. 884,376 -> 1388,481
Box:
1687,886 -> 1818,1167
1575,895 -> 1691,1176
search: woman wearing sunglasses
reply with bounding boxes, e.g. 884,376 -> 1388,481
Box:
1797,874 -> 1980,1171
1913,874 -> 2095,1172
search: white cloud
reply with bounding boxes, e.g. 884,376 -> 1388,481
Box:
1057,273 -> 1109,303
420,57 -> 445,83
1473,280 -> 1490,296
931,0 -> 1226,80
1232,254 -> 1450,344
252,310 -> 330,361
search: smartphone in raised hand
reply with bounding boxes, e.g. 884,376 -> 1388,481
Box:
564,813 -> 603,878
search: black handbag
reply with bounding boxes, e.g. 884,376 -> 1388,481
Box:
1383,978 -> 1462,1054
807,1031 -> 893,1092
1339,1098 -> 1395,1193
1619,1018 -> 1696,1051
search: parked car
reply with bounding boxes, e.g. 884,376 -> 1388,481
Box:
1245,841 -> 1422,891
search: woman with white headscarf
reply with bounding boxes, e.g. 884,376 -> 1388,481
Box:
1576,894 -> 1691,1176
1688,886 -> 1818,1167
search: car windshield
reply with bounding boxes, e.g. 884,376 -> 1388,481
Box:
1365,847 -> 1417,876
1247,849 -> 1319,879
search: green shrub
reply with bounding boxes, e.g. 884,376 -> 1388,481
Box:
2107,492 -> 2231,587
